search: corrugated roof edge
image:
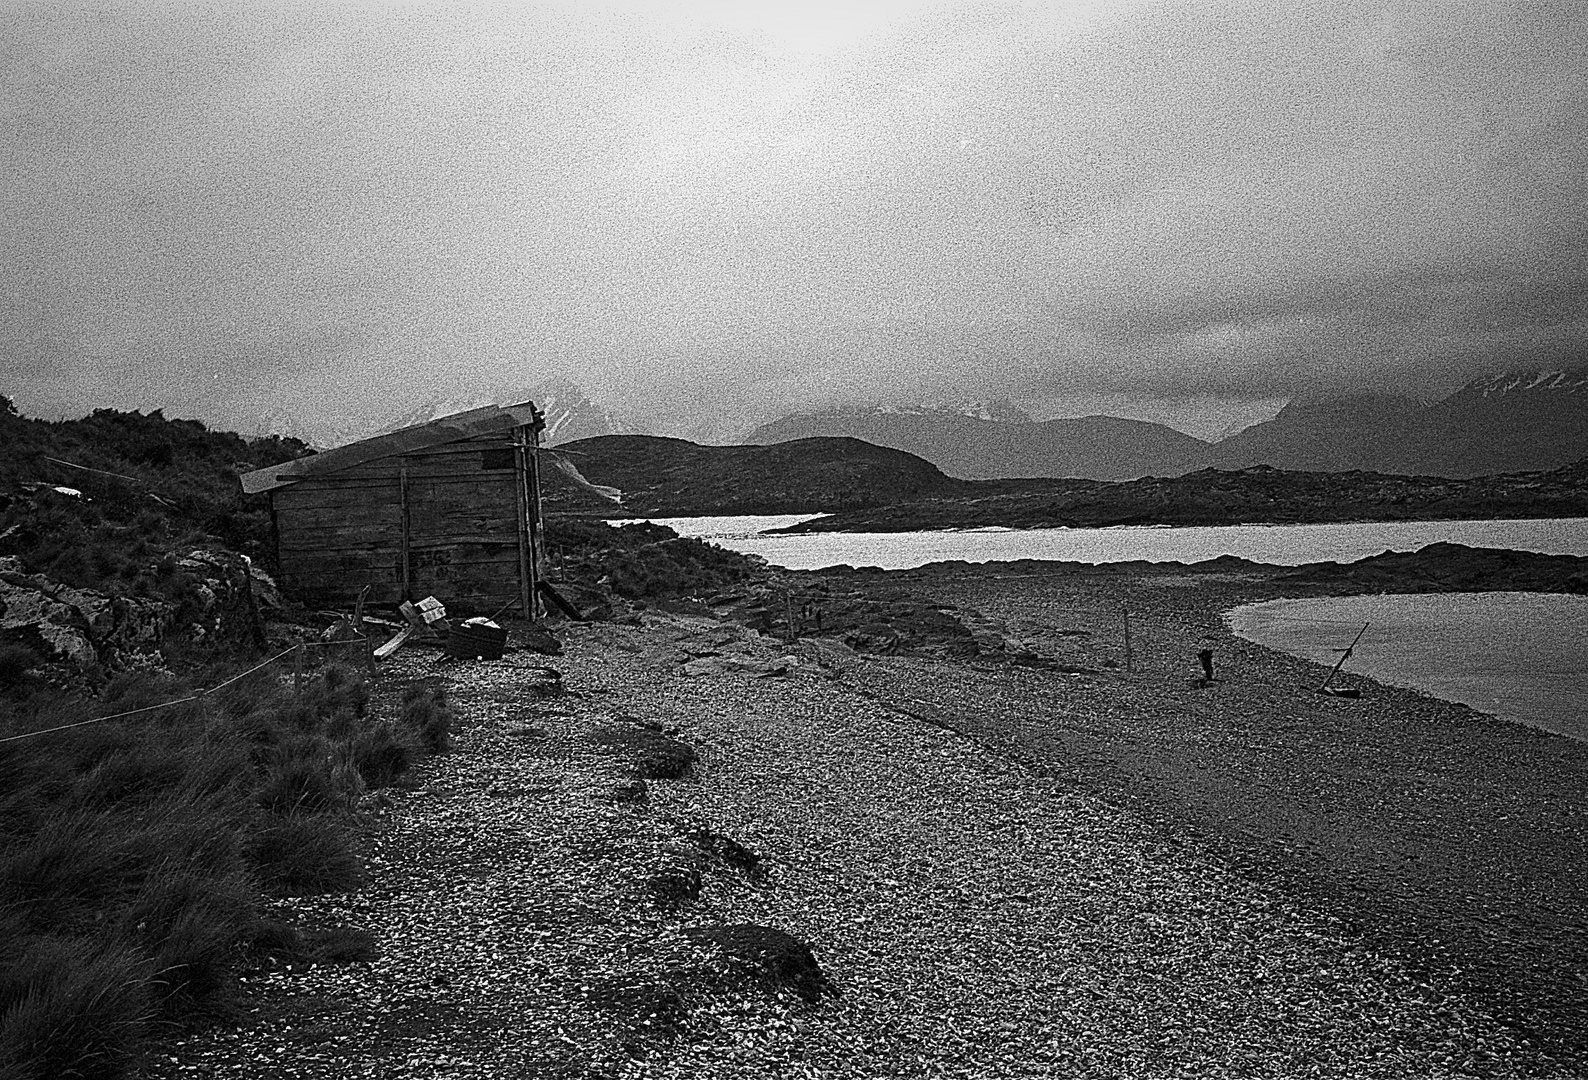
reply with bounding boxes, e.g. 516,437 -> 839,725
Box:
241,401 -> 540,494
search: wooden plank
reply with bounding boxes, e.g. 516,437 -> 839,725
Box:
280,535 -> 519,558
306,454 -> 521,483
372,626 -> 413,659
278,527 -> 402,551
400,463 -> 412,602
529,431 -> 545,612
273,480 -> 399,510
277,514 -> 402,534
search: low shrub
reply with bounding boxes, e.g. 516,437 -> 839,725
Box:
352,721 -> 416,789
247,815 -> 365,896
0,933 -> 153,1080
401,682 -> 453,754
0,644 -> 38,691
255,738 -> 346,815
0,654 -> 385,1070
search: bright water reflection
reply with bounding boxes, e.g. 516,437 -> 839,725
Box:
1228,593 -> 1588,741
627,515 -> 1588,571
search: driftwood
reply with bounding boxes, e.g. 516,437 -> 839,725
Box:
1318,622 -> 1369,697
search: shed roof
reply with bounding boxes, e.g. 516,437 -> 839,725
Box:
241,402 -> 541,495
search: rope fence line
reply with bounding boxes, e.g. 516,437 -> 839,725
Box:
0,637 -> 375,746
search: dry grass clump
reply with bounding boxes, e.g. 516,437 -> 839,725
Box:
401,681 -> 454,754
0,660 -> 445,1078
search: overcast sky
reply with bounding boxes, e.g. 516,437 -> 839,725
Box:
3,0 -> 1585,440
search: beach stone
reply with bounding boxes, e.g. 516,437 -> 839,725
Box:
844,623 -> 902,655
608,778 -> 649,805
517,624 -> 563,655
683,924 -> 839,1002
679,654 -> 797,678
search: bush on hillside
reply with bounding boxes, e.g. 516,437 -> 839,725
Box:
543,519 -> 754,601
0,404 -> 313,595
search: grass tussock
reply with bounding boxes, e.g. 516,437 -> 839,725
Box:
0,661 -> 452,1077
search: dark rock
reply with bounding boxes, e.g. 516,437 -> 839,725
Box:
844,623 -> 902,655
683,924 -> 838,1002
609,778 -> 649,805
687,826 -> 766,883
516,624 -> 563,655
648,864 -> 703,911
590,726 -> 697,780
522,667 -> 564,699
583,976 -> 690,1049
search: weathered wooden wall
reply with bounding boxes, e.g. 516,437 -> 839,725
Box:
272,436 -> 528,609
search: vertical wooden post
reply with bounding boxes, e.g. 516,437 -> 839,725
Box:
353,585 -> 374,672
785,592 -> 796,644
527,418 -> 546,619
398,462 -> 412,603
512,428 -> 534,621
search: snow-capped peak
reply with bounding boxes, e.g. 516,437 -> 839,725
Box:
1462,369 -> 1588,397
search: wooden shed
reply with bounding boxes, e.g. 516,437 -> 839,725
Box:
241,403 -> 547,614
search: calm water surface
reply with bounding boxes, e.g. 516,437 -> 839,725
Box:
1228,593 -> 1588,741
619,514 -> 1588,739
631,515 -> 1588,570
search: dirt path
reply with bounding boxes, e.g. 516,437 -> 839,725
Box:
154,610 -> 1575,1078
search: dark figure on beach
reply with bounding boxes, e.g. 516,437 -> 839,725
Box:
1198,648 -> 1215,685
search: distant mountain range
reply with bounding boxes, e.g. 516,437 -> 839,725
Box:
256,378 -> 630,449
745,369 -> 1588,480
373,378 -> 627,446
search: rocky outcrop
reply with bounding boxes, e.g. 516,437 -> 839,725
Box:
0,547 -> 279,672
0,557 -> 170,669
174,548 -> 270,646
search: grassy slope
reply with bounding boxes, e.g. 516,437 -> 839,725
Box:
0,399 -> 472,1079
0,401 -> 310,592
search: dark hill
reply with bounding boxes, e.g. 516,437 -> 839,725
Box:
542,435 -> 965,517
777,460 -> 1588,533
746,408 -> 1209,481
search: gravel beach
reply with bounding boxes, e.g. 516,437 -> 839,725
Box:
151,566 -> 1585,1078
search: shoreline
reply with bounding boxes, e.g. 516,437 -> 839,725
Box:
886,561 -> 1588,1063
153,559 -> 1588,1076
1224,592 -> 1588,742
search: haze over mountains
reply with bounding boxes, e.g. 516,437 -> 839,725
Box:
746,370 -> 1588,481
253,366 -> 1583,482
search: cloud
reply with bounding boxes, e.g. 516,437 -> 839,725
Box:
1,0 -> 1584,434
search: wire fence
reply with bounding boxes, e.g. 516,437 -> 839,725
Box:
0,636 -> 376,746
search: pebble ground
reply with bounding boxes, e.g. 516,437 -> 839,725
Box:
150,593 -> 1579,1079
